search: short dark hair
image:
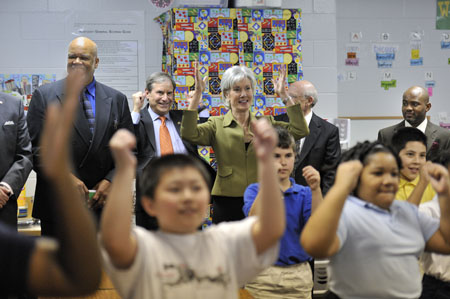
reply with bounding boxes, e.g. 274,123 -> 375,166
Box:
391,127 -> 427,155
140,154 -> 212,200
274,126 -> 295,150
341,141 -> 401,168
433,149 -> 450,168
340,140 -> 402,193
145,72 -> 176,93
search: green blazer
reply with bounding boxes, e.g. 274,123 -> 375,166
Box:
181,104 -> 309,197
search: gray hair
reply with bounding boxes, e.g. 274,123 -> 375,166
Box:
303,84 -> 318,107
146,72 -> 176,92
220,66 -> 256,106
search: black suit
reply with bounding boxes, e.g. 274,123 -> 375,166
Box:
134,106 -> 215,230
0,92 -> 33,228
275,113 -> 341,195
378,120 -> 450,159
27,79 -> 133,234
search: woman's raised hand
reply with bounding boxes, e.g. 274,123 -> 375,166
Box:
187,60 -> 207,110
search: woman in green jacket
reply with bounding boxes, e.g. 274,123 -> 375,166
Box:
181,64 -> 309,223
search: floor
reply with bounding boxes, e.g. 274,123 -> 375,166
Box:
40,272 -> 254,299
40,272 -> 120,299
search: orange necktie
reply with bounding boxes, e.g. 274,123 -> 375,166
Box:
159,116 -> 174,156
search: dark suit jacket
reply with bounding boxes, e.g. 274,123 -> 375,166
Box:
0,92 -> 33,228
134,107 -> 215,229
27,79 -> 133,224
377,120 -> 450,159
275,113 -> 341,195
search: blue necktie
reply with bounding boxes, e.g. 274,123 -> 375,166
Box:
81,89 -> 95,134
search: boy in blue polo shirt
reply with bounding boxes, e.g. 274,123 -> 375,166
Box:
243,126 -> 323,299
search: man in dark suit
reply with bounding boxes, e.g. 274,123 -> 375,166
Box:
27,37 -> 133,236
132,72 -> 215,230
378,86 -> 450,159
0,92 -> 33,229
274,80 -> 341,195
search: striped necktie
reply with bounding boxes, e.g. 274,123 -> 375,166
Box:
159,116 -> 173,156
81,88 -> 95,134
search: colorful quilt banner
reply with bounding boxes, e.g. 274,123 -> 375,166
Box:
155,8 -> 302,116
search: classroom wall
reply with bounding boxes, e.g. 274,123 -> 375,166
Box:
337,0 -> 450,146
5,0 -> 450,195
0,0 -> 337,119
4,1 -> 448,147
0,0 -> 337,197
3,0 -> 450,192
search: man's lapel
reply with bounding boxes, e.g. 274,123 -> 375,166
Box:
170,110 -> 183,134
170,110 -> 194,153
141,106 -> 157,152
425,122 -> 437,151
390,121 -> 405,140
0,95 -> 8,129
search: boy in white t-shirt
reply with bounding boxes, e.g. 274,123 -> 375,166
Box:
100,118 -> 285,299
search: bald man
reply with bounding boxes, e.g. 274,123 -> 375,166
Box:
378,86 -> 450,159
27,37 -> 133,236
274,78 -> 341,195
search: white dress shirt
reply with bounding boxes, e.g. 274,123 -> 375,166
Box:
405,118 -> 427,133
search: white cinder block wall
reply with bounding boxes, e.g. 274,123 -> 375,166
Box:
0,0 -> 337,197
287,0 -> 338,119
337,0 -> 450,146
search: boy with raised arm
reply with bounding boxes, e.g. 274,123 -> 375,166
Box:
100,116 -> 285,298
1,68 -> 101,297
391,127 -> 435,205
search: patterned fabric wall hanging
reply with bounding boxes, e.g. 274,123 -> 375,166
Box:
155,7 -> 302,167
156,8 -> 302,115
156,8 -> 302,224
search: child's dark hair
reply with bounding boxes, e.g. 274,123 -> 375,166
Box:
340,140 -> 402,170
140,154 -> 212,200
274,125 -> 295,150
433,149 -> 450,168
391,127 -> 427,155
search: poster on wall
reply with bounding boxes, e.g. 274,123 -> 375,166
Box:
67,11 -> 146,104
441,33 -> 450,48
380,71 -> 396,91
345,44 -> 360,66
373,44 -> 398,68
437,0 -> 450,29
0,74 -> 56,108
